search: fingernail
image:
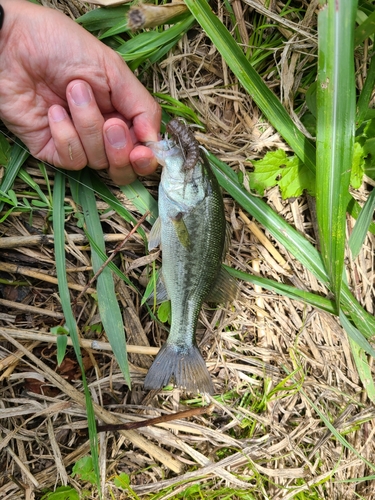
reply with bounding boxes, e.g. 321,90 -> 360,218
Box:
134,158 -> 151,170
70,82 -> 91,106
50,105 -> 67,122
106,125 -> 127,149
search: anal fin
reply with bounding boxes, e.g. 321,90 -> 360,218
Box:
144,269 -> 169,306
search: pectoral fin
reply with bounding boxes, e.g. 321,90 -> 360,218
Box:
172,215 -> 191,249
148,217 -> 161,251
205,266 -> 239,304
144,269 -> 169,306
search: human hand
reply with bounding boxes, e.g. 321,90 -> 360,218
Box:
0,0 -> 161,185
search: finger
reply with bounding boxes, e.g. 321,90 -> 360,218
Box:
103,118 -> 137,185
130,145 -> 159,177
107,56 -> 161,142
47,104 -> 88,169
66,80 -> 108,170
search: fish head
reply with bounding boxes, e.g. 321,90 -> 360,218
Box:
146,139 -> 206,208
146,139 -> 183,172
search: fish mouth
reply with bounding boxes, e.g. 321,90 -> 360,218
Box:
145,140 -> 183,168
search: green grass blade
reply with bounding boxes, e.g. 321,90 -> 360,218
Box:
0,133 -> 11,164
155,93 -> 203,125
72,169 -> 131,388
183,0 -> 316,173
52,171 -> 100,493
300,386 -> 375,470
357,54 -> 375,126
348,337 -> 375,404
17,167 -> 51,207
89,170 -> 147,243
339,311 -> 375,358
76,5 -> 129,32
117,17 -> 194,63
0,139 -> 29,211
349,188 -> 375,259
354,8 -> 375,46
83,231 -> 137,291
347,197 -> 375,235
316,0 -> 357,307
98,18 -> 128,39
224,266 -> 336,315
120,179 -> 158,224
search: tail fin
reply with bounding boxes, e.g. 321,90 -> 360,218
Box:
144,343 -> 214,394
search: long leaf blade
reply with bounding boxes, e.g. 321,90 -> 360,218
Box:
316,0 -> 357,307
52,171 -> 100,492
73,170 -> 131,388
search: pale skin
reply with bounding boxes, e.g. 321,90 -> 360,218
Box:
0,0 -> 161,185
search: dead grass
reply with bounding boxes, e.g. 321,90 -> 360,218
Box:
1,0 -> 375,499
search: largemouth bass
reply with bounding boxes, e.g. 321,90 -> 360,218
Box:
144,119 -> 237,394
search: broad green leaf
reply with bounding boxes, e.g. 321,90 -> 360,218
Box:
157,301 -> 171,324
56,335 -> 68,366
350,142 -> 365,189
316,0 -> 357,307
183,0 -> 316,174
72,456 -> 97,485
113,473 -> 130,489
40,486 -> 79,500
208,152 -> 328,285
249,149 -> 316,198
